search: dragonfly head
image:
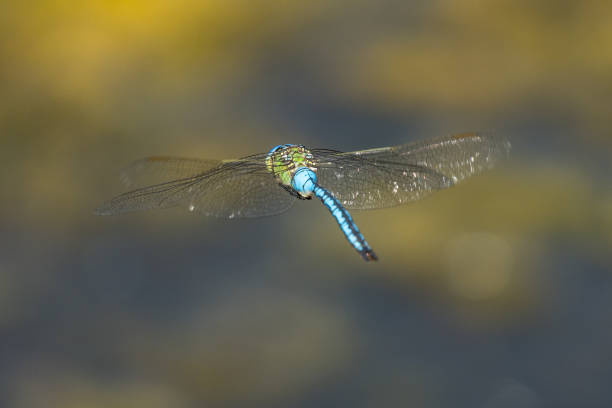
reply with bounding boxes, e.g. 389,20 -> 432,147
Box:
266,144 -> 317,198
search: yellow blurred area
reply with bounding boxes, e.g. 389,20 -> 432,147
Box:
2,0 -> 333,103
2,0 -> 611,407
342,0 -> 612,130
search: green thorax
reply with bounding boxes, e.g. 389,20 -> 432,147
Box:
266,145 -> 316,187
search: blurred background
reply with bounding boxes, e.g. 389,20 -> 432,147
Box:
1,1 -> 612,407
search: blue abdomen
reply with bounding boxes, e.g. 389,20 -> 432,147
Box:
313,185 -> 377,261
288,166 -> 377,261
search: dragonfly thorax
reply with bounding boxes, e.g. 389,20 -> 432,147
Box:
266,144 -> 317,198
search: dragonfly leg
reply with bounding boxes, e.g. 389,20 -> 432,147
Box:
280,183 -> 311,200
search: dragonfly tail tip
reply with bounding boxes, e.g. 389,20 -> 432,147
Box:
361,250 -> 378,262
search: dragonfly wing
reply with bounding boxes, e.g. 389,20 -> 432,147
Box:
348,132 -> 511,184
313,132 -> 509,210
120,156 -> 222,188
314,150 -> 451,210
187,161 -> 297,218
96,155 -> 296,218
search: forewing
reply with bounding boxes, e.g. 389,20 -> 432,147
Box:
120,156 -> 222,188
349,132 -> 511,184
314,150 -> 450,210
95,155 -> 296,218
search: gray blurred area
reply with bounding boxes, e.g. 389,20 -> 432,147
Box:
1,1 -> 612,407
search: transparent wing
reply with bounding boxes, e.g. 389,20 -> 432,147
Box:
348,132 -> 511,184
312,132 -> 510,210
95,154 -> 296,218
313,150 -> 451,210
120,156 -> 222,188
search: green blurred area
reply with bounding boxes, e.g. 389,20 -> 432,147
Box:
1,1 -> 612,407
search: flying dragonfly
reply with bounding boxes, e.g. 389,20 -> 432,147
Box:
95,132 -> 511,261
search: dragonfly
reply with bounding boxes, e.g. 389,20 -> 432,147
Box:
95,132 -> 510,261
